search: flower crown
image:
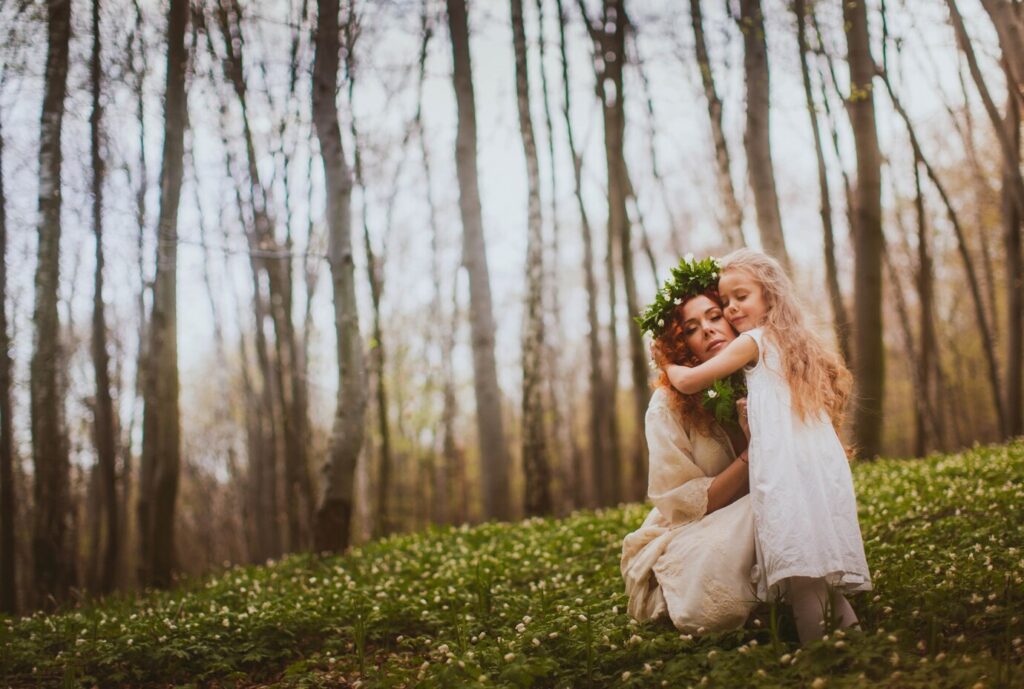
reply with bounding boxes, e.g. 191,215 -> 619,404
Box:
635,254 -> 721,337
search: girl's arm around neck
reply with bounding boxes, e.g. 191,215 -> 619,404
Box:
664,335 -> 759,395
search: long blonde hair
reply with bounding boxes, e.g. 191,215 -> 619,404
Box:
719,249 -> 852,431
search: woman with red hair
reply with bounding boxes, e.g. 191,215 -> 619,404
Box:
621,262 -> 758,633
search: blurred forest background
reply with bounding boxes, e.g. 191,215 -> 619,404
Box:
0,0 -> 1021,614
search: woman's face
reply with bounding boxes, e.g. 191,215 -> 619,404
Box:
680,295 -> 736,362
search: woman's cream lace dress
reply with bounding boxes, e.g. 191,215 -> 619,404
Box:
621,388 -> 758,633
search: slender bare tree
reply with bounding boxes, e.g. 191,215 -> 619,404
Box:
1003,70 -> 1022,437
312,0 -> 368,551
138,0 -> 188,588
793,0 -> 850,365
446,0 -> 512,520
690,0 -> 744,248
578,0 -> 649,502
511,0 -> 552,515
209,0 -> 314,550
557,0 -> 610,507
844,0 -> 885,458
0,85 -> 15,615
878,69 -> 1004,443
89,0 -> 118,594
738,0 -> 790,271
31,0 -> 73,606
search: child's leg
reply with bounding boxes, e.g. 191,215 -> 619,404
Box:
787,576 -> 829,645
829,588 -> 859,629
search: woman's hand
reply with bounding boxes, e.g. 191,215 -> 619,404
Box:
736,397 -> 750,440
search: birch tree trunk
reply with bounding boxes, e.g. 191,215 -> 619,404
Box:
446,0 -> 512,520
0,95 -> 15,614
312,0 -> 367,552
690,0 -> 744,249
90,0 -> 118,594
511,0 -> 552,515
844,0 -> 885,458
738,0 -> 790,272
31,0 -> 73,606
138,0 -> 188,588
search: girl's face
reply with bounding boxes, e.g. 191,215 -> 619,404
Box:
718,269 -> 767,332
680,295 -> 736,362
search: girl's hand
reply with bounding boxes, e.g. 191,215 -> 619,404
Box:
736,397 -> 750,440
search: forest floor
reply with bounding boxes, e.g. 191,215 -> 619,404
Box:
2,440 -> 1023,688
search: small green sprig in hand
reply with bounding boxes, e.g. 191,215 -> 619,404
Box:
702,374 -> 747,425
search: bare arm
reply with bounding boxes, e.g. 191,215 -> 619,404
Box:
664,335 -> 759,394
705,450 -> 749,514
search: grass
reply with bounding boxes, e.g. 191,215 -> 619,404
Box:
2,440 -> 1023,688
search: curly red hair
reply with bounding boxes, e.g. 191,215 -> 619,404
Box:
649,288 -> 732,436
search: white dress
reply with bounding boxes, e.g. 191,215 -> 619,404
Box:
621,388 -> 759,633
742,327 -> 872,601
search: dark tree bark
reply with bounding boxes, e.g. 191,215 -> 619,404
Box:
446,0 -> 512,520
738,0 -> 790,272
690,0 -> 744,248
90,0 -> 118,594
793,0 -> 850,365
0,89 -> 16,615
511,0 -> 552,516
138,0 -> 188,588
844,0 -> 885,458
312,0 -> 368,552
31,0 -> 74,606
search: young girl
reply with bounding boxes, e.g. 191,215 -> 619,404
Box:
664,248 -> 871,645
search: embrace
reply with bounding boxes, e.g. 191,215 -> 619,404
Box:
621,249 -> 872,646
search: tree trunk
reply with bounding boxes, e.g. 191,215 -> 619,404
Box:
912,156 -> 938,456
946,0 -> 1024,232
557,0 -> 611,508
338,21 -> 394,537
578,0 -> 648,502
690,0 -> 744,249
511,0 -> 552,516
739,0 -> 790,272
31,0 -> 74,606
844,0 -> 885,459
138,0 -> 188,588
446,0 -> 512,520
90,0 -> 118,594
0,94 -> 16,615
312,0 -> 368,552
793,0 -> 850,365
211,0 -> 313,551
1004,75 -> 1022,437
878,69 -> 1005,444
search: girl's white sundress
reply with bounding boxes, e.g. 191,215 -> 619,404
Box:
742,327 -> 872,602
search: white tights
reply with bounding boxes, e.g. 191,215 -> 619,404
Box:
786,576 -> 859,645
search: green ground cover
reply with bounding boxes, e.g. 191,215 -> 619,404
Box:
2,440 -> 1023,688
